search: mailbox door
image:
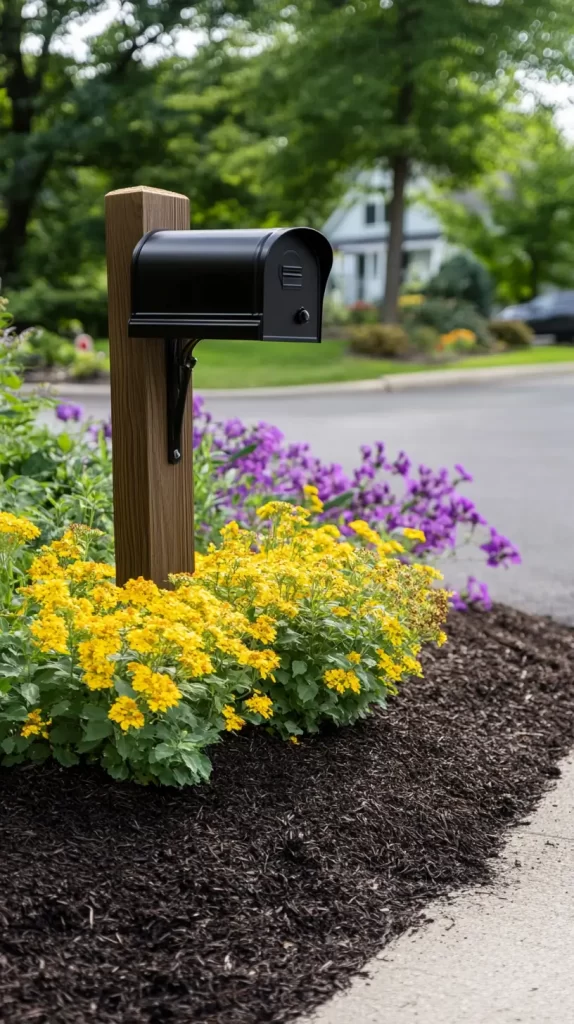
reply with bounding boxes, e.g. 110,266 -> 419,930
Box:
262,234 -> 321,342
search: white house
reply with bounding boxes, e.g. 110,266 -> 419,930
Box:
323,171 -> 452,306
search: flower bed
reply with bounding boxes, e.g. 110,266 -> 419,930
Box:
1,603 -> 573,1024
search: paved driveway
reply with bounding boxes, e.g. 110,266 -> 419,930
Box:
48,374 -> 574,623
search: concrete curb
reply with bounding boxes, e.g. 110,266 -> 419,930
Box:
21,360 -> 574,401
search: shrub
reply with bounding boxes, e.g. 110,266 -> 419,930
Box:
407,324 -> 441,356
23,327 -> 75,369
69,349 -> 110,379
322,295 -> 351,327
426,253 -> 493,317
488,319 -> 533,349
348,300 -> 379,324
402,296 -> 493,349
0,508 -> 449,785
349,323 -> 410,358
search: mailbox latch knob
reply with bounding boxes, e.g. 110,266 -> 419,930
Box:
295,307 -> 310,324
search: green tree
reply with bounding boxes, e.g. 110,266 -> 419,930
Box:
252,0 -> 574,321
0,0 -> 263,290
429,113 -> 574,303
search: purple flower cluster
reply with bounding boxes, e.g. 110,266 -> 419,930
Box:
56,403 -> 83,422
192,395 -> 521,609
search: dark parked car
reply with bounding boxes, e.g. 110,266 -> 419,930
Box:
498,291 -> 574,342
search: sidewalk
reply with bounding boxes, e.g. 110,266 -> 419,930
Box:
22,359 -> 574,401
300,753 -> 574,1024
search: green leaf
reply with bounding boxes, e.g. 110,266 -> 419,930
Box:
106,761 -> 130,781
83,718 -> 113,741
52,747 -> 80,767
20,682 -> 40,705
57,433 -> 73,453
151,742 -> 175,762
50,700 -> 70,717
49,722 -> 82,745
180,748 -> 212,781
81,703 -> 110,720
296,678 -> 319,703
291,660 -> 308,677
0,373 -> 22,390
322,489 -> 355,511
1,736 -> 16,754
28,743 -> 51,762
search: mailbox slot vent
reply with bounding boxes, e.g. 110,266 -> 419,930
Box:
280,263 -> 303,289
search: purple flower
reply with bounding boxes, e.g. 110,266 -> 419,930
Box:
56,403 -> 83,422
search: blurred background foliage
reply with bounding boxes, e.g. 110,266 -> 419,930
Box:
1,0 -> 574,333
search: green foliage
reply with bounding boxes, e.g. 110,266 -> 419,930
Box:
489,320 -> 533,350
407,325 -> 441,357
402,297 -> 493,349
69,350 -> 110,380
349,324 -> 410,359
23,327 -> 75,369
6,279 -> 109,338
430,112 -> 574,303
426,253 -> 493,317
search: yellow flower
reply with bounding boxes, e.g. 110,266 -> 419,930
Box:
30,612 -> 69,655
247,615 -> 277,644
78,636 -> 120,689
376,649 -> 404,683
128,662 -> 181,713
333,606 -> 350,618
402,654 -> 423,677
21,709 -> 51,739
108,696 -> 145,731
222,705 -> 246,731
347,651 -> 361,664
413,563 -> 444,581
244,690 -> 274,719
0,512 -> 40,546
289,735 -> 300,744
244,649 -> 281,680
403,527 -> 426,544
437,630 -> 448,647
303,484 -> 324,513
323,668 -> 361,694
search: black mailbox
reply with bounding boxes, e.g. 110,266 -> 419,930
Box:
127,226 -> 333,465
129,227 -> 333,343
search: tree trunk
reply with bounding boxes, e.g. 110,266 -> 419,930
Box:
0,156 -> 52,283
382,154 -> 409,323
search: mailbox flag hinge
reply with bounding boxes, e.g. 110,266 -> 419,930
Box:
165,338 -> 199,464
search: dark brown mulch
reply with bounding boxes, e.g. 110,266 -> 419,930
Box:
1,604 -> 574,1024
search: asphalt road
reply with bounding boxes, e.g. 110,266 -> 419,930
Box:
47,374 -> 574,623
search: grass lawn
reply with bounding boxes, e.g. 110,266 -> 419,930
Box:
192,338 -> 574,390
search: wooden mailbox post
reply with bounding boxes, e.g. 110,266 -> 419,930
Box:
105,186 -> 194,588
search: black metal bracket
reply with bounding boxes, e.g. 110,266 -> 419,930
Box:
165,338 -> 199,464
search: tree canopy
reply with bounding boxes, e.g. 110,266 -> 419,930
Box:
430,112 -> 574,303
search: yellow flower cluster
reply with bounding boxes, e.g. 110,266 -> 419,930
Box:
222,704 -> 246,731
0,511 -> 40,550
349,519 -> 405,556
108,696 -> 145,732
129,662 -> 181,713
244,690 -> 274,719
324,668 -> 361,695
303,484 -> 324,514
21,708 -> 51,739
439,328 -> 476,350
403,527 -> 426,543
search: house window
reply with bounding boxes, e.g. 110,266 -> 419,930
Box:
365,203 -> 377,225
